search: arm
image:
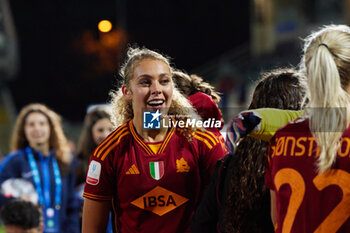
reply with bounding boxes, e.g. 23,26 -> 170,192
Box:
225,108 -> 303,153
82,199 -> 111,233
82,144 -> 116,233
251,108 -> 303,141
270,190 -> 277,228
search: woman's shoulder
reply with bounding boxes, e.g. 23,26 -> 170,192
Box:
105,122 -> 132,142
2,149 -> 27,163
191,128 -> 222,150
275,115 -> 309,136
0,149 -> 27,173
91,122 -> 132,160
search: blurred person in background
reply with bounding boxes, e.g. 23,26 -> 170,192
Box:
75,104 -> 114,233
75,105 -> 114,189
172,71 -> 225,149
82,46 -> 226,233
0,199 -> 43,233
0,103 -> 79,233
191,68 -> 306,233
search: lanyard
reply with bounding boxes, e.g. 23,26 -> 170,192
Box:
25,147 -> 62,208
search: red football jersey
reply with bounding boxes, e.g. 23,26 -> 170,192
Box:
188,92 -> 226,150
83,120 -> 226,233
266,117 -> 350,233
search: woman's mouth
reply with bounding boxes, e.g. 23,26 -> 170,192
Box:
32,135 -> 44,140
147,100 -> 165,109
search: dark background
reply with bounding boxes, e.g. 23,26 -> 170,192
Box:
7,0 -> 249,122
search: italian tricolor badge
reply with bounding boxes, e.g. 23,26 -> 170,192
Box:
149,161 -> 164,180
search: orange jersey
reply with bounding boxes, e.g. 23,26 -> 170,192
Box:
83,120 -> 226,233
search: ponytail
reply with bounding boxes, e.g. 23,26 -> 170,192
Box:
304,25 -> 350,173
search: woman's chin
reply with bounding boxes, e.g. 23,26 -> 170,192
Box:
147,105 -> 164,112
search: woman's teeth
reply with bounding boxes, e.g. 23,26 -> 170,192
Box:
148,100 -> 164,106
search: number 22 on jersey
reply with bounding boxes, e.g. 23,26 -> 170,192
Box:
274,168 -> 350,233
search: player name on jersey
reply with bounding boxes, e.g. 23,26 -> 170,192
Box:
131,186 -> 188,216
271,136 -> 350,158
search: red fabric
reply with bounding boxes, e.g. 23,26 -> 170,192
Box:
188,92 -> 225,149
188,92 -> 224,129
84,120 -> 226,233
265,117 -> 350,233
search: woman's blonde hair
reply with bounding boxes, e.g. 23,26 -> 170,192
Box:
300,25 -> 350,173
119,47 -> 172,88
110,47 -> 200,141
10,103 -> 71,167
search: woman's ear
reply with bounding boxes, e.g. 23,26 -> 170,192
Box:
122,85 -> 132,100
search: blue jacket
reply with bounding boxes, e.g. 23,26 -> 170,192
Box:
0,147 -> 80,233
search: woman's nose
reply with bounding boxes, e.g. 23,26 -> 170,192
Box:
33,123 -> 41,130
150,81 -> 161,95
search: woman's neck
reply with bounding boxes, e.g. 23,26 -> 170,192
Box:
30,143 -> 50,156
133,118 -> 168,142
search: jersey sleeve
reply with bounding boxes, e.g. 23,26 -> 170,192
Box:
83,124 -> 130,201
249,108 -> 304,141
194,130 -> 227,186
83,147 -> 115,201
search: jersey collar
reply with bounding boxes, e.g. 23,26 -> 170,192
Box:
129,120 -> 176,155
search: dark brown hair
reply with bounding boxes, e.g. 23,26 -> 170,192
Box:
223,68 -> 306,232
75,106 -> 112,185
1,199 -> 41,230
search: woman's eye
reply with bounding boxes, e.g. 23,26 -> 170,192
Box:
161,79 -> 170,85
140,80 -> 151,85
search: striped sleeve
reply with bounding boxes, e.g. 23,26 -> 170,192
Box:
193,129 -> 220,150
83,123 -> 130,201
195,129 -> 227,185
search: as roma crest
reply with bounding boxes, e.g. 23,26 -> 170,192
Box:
149,161 -> 164,180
